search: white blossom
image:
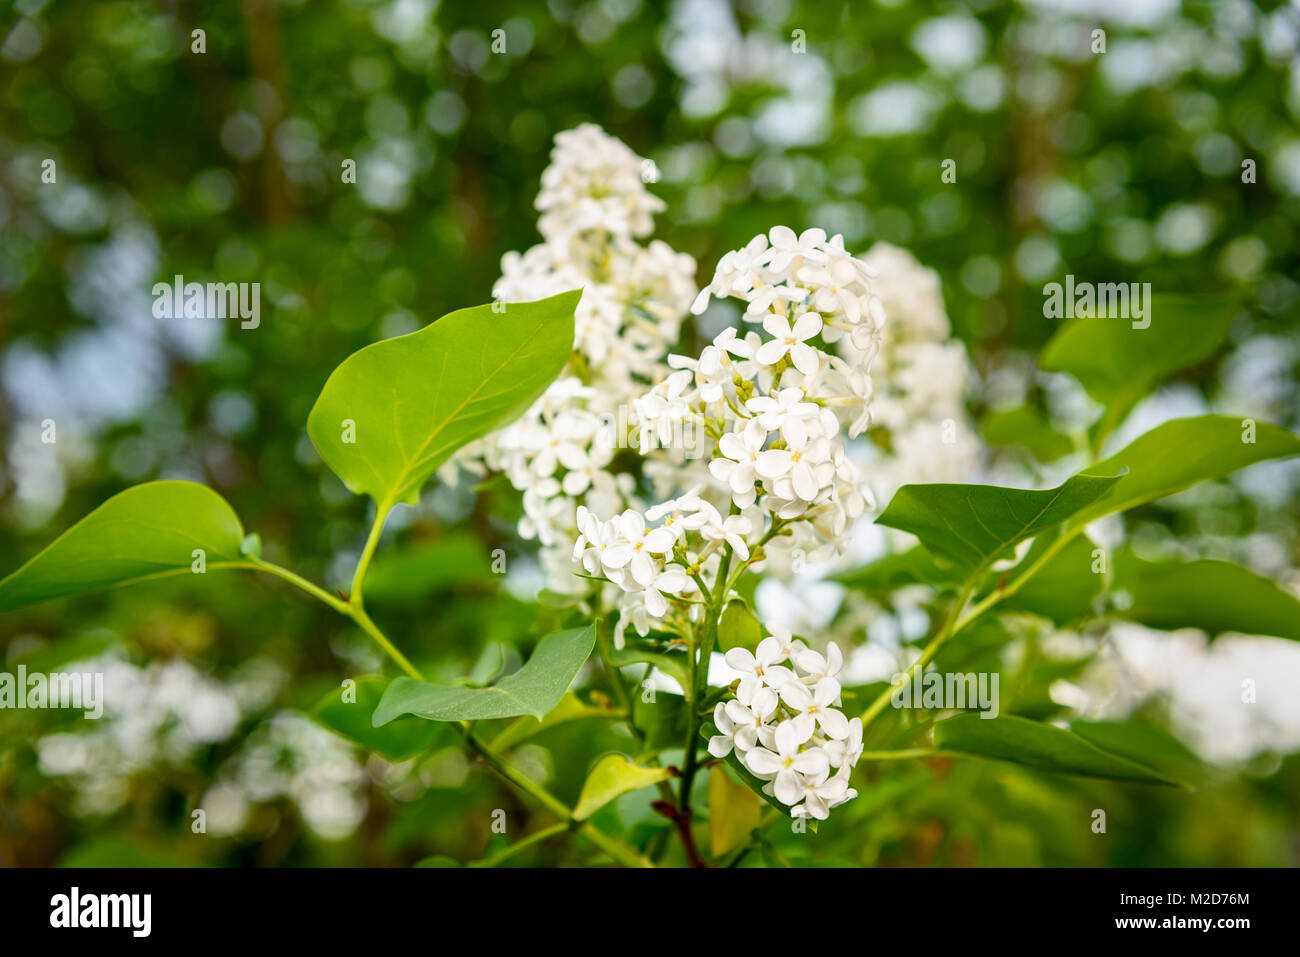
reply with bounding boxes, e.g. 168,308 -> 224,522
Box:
448,124 -> 696,600
718,627 -> 862,819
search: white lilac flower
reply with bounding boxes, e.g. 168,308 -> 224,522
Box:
779,678 -> 851,740
583,224 -> 881,626
699,511 -> 754,561
743,721 -> 830,805
712,626 -> 862,819
795,641 -> 844,684
709,420 -> 766,505
536,123 -> 666,239
754,311 -> 824,375
746,388 -> 820,444
449,124 -> 697,600
756,434 -> 834,502
601,509 -> 676,586
708,701 -> 742,758
789,771 -> 851,821
726,636 -> 797,703
824,717 -> 864,770
707,690 -> 778,758
643,563 -> 690,617
766,225 -> 830,272
766,622 -> 808,661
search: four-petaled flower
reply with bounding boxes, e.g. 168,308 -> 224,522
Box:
755,311 -> 824,375
725,636 -> 796,704
743,720 -> 831,805
779,677 -> 851,741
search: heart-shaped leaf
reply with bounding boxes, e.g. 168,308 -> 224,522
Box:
572,754 -> 673,820
0,481 -> 246,613
933,713 -> 1184,786
308,291 -> 580,508
372,625 -> 596,724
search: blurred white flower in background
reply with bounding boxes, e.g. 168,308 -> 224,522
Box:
36,655 -> 267,816
205,711 -> 368,841
1059,624 -> 1300,765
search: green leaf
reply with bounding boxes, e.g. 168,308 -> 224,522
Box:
462,642 -> 512,687
307,291 -> 580,508
488,691 -> 623,752
1041,293 -> 1238,442
372,625 -> 596,724
709,766 -> 762,858
632,693 -> 688,760
572,753 -> 674,820
312,677 -> 445,760
1070,415 -> 1300,527
717,598 -> 762,652
833,546 -> 962,595
933,713 -> 1184,786
1069,719 -> 1204,787
1113,550 -> 1300,641
981,405 -> 1075,462
1001,533 -> 1104,624
607,644 -> 690,691
0,481 -> 247,613
876,472 -> 1121,575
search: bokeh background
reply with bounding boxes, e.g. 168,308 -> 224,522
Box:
2,0 -> 1299,866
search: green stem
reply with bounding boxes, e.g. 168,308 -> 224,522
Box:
249,558 -> 350,615
350,603 -> 423,681
860,580 -> 974,727
468,822 -> 568,868
461,727 -> 652,868
250,556 -> 423,680
249,535 -> 652,867
350,502 -> 391,606
461,725 -> 570,818
678,544 -> 733,816
858,748 -> 943,761
859,523 -> 1085,730
952,527 -> 1082,635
